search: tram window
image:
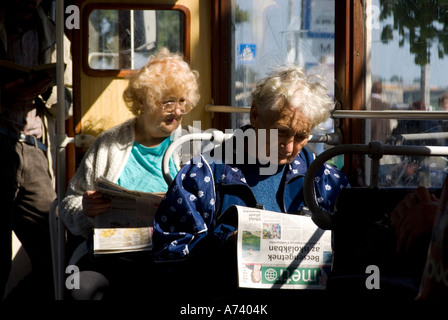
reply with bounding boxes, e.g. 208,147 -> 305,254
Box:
367,0 -> 448,143
87,8 -> 185,71
364,0 -> 448,187
230,0 -> 335,157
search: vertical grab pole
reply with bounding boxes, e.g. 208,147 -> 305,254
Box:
56,0 -> 66,300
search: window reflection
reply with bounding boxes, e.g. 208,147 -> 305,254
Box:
370,0 -> 448,114
232,0 -> 335,158
368,0 -> 448,187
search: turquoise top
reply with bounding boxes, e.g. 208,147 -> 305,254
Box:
117,137 -> 178,193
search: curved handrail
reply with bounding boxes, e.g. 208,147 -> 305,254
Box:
162,131 -> 233,185
304,142 -> 448,230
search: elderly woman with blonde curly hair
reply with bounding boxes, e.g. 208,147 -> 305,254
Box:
58,48 -> 200,299
61,47 -> 200,237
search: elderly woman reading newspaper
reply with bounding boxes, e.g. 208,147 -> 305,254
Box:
152,65 -> 350,300
59,48 -> 200,300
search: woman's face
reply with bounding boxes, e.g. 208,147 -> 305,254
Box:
250,101 -> 312,166
141,98 -> 184,139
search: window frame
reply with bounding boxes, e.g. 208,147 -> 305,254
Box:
81,3 -> 191,78
211,0 -> 232,131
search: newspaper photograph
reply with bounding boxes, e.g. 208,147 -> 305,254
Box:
236,206 -> 332,290
93,177 -> 165,254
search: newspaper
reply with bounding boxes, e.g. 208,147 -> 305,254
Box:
93,177 -> 165,254
232,206 -> 332,290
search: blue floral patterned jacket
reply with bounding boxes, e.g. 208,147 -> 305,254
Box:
153,142 -> 350,262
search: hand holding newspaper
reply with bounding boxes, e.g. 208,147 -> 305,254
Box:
93,177 -> 165,254
221,205 -> 332,290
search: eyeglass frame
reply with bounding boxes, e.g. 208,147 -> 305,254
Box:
159,98 -> 194,114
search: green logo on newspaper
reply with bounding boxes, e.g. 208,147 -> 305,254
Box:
262,267 -> 321,285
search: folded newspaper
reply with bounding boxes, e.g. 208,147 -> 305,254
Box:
222,205 -> 332,290
93,177 -> 165,254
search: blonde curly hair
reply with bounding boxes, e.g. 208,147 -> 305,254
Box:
123,47 -> 200,116
251,65 -> 334,128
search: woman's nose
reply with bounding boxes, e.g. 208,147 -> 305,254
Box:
173,107 -> 183,116
280,137 -> 294,153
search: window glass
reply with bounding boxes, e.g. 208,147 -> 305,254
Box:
88,9 -> 184,70
231,0 -> 335,158
367,0 -> 448,187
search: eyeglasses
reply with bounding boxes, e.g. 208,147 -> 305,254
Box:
159,98 -> 194,115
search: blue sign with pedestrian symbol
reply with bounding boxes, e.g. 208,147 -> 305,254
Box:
238,43 -> 256,64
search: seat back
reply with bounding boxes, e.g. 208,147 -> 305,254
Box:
49,200 -> 90,300
327,186 -> 442,299
418,176 -> 448,300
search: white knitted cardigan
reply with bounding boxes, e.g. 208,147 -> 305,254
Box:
59,118 -> 185,237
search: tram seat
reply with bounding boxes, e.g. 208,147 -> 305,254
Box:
301,143 -> 448,299
49,134 -> 97,300
326,186 -> 442,299
418,176 -> 448,299
49,200 -> 89,299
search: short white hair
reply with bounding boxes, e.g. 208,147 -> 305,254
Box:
251,65 -> 334,128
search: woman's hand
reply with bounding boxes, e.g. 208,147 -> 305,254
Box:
82,190 -> 111,218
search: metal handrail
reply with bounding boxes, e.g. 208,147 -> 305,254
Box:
206,105 -> 250,113
162,130 -> 342,186
391,132 -> 448,142
205,104 -> 448,120
332,109 -> 448,120
162,131 -> 233,185
55,0 -> 66,301
303,142 -> 448,230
